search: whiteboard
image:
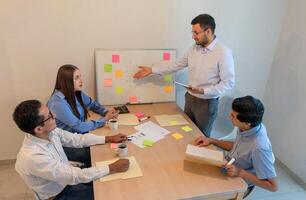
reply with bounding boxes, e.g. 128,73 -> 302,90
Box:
95,49 -> 176,105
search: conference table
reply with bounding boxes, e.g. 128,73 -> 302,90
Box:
90,103 -> 247,200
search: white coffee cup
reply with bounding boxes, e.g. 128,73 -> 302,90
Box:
115,143 -> 128,157
109,119 -> 119,131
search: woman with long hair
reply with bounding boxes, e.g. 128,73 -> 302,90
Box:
48,64 -> 118,167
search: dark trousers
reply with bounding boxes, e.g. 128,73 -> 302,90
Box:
63,147 -> 91,168
184,92 -> 219,137
54,183 -> 93,200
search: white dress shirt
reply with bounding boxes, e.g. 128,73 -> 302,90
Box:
153,38 -> 235,99
15,128 -> 109,200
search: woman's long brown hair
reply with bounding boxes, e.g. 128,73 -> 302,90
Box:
52,64 -> 89,120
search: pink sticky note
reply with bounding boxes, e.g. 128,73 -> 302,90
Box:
135,112 -> 145,118
104,79 -> 112,87
163,52 -> 171,61
129,96 -> 138,104
112,54 -> 120,63
110,143 -> 117,149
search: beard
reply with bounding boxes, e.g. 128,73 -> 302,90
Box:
195,35 -> 209,47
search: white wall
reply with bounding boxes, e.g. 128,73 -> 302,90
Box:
263,0 -> 306,183
0,0 -> 287,160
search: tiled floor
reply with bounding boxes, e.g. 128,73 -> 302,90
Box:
0,162 -> 305,200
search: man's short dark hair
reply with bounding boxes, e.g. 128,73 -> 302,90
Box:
13,100 -> 44,135
232,96 -> 264,128
191,14 -> 216,33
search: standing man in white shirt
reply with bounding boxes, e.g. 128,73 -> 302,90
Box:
134,14 -> 235,137
13,100 -> 130,200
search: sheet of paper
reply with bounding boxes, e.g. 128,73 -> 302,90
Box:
181,126 -> 193,132
104,64 -> 112,72
118,114 -> 139,125
155,114 -> 189,126
104,79 -> 112,87
172,133 -> 183,140
112,54 -> 120,63
186,144 -> 224,161
134,121 -> 170,136
96,156 -> 143,182
128,130 -> 165,148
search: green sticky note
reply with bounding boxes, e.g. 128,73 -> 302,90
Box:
143,140 -> 154,147
164,74 -> 172,82
115,86 -> 124,94
104,64 -> 112,72
181,126 -> 193,132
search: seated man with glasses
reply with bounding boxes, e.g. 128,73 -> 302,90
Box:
13,100 -> 130,200
194,96 -> 278,197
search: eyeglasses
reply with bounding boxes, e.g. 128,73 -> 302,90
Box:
37,111 -> 54,126
191,27 -> 209,36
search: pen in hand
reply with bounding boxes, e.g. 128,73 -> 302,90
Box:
220,158 -> 235,174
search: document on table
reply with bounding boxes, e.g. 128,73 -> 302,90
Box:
134,121 -> 170,136
128,130 -> 165,148
96,156 -> 143,182
185,144 -> 227,167
155,114 -> 189,126
118,114 -> 139,125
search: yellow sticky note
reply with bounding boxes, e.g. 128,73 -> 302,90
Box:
169,120 -> 178,125
143,140 -> 154,147
164,85 -> 173,93
181,126 -> 193,132
172,133 -> 183,140
115,69 -> 124,78
164,75 -> 172,82
104,79 -> 112,87
115,86 -> 124,94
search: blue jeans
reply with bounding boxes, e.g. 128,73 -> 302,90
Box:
54,183 -> 93,200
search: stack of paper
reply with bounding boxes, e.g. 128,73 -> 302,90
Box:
128,121 -> 170,148
96,156 -> 143,182
155,114 -> 189,126
185,144 -> 227,167
118,114 -> 139,125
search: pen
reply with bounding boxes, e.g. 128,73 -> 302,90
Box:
139,116 -> 150,122
221,158 -> 235,174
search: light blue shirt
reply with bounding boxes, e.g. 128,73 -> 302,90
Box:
226,124 -> 277,183
152,38 -> 235,99
48,90 -> 107,134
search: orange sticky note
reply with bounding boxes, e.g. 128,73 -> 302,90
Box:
110,143 -> 117,149
115,69 -> 124,78
129,96 -> 138,104
164,85 -> 173,93
112,54 -> 120,63
172,133 -> 183,140
104,79 -> 112,87
163,52 -> 171,61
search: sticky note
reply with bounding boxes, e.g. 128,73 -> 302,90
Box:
115,69 -> 124,78
115,86 -> 124,94
112,54 -> 120,63
135,112 -> 145,118
181,126 -> 193,132
143,140 -> 154,147
163,52 -> 171,61
110,143 -> 117,149
129,96 -> 138,104
104,64 -> 112,72
164,75 -> 172,82
104,79 -> 112,87
164,85 -> 173,93
169,120 -> 178,125
172,133 -> 184,140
